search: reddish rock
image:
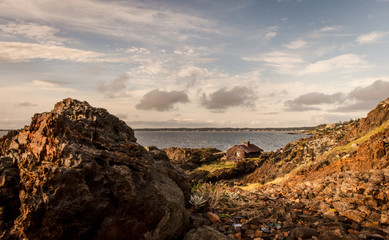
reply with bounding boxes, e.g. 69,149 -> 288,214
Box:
207,212 -> 221,223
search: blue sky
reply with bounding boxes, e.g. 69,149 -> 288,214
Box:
1,0 -> 389,129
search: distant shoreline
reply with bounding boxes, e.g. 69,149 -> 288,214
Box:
134,127 -> 315,132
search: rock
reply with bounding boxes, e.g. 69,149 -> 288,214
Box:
0,157 -> 20,237
290,226 -> 318,239
207,212 -> 221,223
342,210 -> 366,223
183,226 -> 232,240
381,211 -> 389,225
0,98 -> 189,240
164,147 -> 222,171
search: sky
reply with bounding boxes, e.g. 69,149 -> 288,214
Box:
1,0 -> 389,129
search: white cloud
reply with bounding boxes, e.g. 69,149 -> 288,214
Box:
265,31 -> 277,39
0,21 -> 69,45
126,47 -> 150,54
0,0 -> 218,46
298,54 -> 370,75
318,26 -> 343,32
0,41 -> 124,63
265,26 -> 278,39
283,39 -> 307,49
31,80 -> 77,93
309,25 -> 348,38
173,46 -> 210,57
244,51 -> 303,75
175,65 -> 210,88
356,31 -> 388,44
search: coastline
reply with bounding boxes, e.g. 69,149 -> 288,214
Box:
134,127 -> 315,132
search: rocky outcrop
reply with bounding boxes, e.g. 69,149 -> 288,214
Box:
340,98 -> 389,145
241,98 -> 389,186
0,98 -> 189,240
164,147 -> 222,171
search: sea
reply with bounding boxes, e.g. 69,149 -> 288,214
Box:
0,130 -> 311,152
135,131 -> 310,152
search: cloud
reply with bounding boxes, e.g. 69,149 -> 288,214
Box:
356,31 -> 388,44
0,42 -> 124,63
309,25 -> 348,38
175,65 -> 209,88
243,51 -> 303,75
98,74 -> 130,98
0,21 -> 69,45
318,26 -> 343,32
200,86 -> 257,111
31,80 -> 77,93
115,113 -> 128,119
285,92 -> 344,111
283,39 -> 307,49
0,0 -> 218,46
298,54 -> 370,75
265,26 -> 278,39
330,80 -> 389,112
130,118 -> 218,128
173,46 -> 210,57
126,47 -> 150,55
17,101 -> 38,107
349,80 -> 389,101
136,89 -> 189,111
331,100 -> 379,112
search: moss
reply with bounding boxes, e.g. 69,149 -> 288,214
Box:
196,161 -> 235,173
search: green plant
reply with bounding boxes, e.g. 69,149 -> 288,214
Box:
218,213 -> 231,218
189,192 -> 207,210
188,182 -> 243,210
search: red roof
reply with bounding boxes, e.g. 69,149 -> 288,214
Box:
239,142 -> 263,154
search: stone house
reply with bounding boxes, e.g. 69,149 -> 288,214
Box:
226,141 -> 263,161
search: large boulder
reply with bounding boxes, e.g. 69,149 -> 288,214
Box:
0,98 -> 190,240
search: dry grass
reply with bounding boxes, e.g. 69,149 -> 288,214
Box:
238,182 -> 263,191
321,120 -> 389,161
196,161 -> 235,173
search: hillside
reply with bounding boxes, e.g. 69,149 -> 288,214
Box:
184,98 -> 389,240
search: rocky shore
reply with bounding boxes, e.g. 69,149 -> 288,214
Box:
0,97 -> 388,239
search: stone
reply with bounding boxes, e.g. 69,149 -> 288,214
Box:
183,226 -> 232,240
380,211 -> 389,225
0,98 -> 190,240
290,226 -> 319,239
342,210 -> 366,223
207,212 -> 221,223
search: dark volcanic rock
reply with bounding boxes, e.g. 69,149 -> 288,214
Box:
0,98 -> 189,240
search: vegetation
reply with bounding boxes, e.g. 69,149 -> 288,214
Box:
196,161 -> 235,173
189,182 -> 242,210
322,120 -> 389,160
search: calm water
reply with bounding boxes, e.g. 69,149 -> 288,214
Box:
135,131 -> 310,152
0,130 -> 311,152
